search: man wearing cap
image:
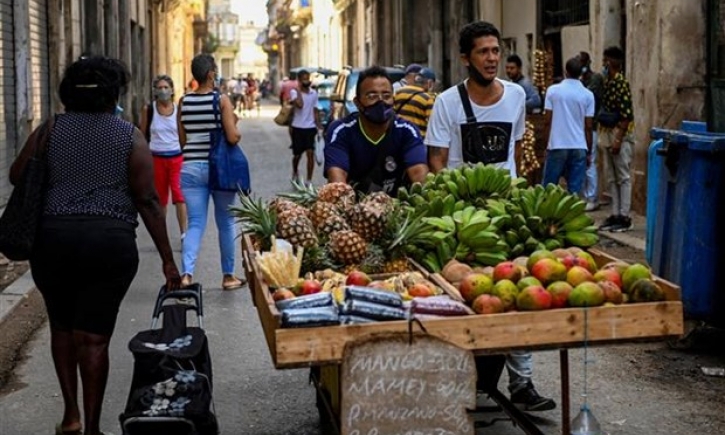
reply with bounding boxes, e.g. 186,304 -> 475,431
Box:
393,63 -> 423,93
394,68 -> 437,138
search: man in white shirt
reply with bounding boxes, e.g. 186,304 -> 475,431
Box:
542,57 -> 595,193
425,20 -> 555,413
288,69 -> 322,183
426,26 -> 526,178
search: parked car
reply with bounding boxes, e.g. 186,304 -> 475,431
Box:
329,66 -> 406,123
315,78 -> 336,131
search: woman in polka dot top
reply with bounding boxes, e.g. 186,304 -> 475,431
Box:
9,56 -> 181,435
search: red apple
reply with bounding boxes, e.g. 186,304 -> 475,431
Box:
346,271 -> 371,286
300,279 -> 322,295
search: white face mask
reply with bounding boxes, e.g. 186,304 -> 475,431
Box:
155,89 -> 173,101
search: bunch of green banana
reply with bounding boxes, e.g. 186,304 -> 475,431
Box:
399,164 -> 528,209
508,183 -> 599,252
419,206 -> 509,267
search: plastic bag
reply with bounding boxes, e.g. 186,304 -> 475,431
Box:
314,133 -> 325,166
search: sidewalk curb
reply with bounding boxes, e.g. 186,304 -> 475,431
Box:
598,230 -> 647,252
0,269 -> 37,328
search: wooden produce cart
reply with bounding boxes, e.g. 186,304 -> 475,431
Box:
241,234 -> 684,435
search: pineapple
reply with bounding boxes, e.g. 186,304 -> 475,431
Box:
317,182 -> 356,213
229,194 -> 277,250
362,191 -> 394,212
382,257 -> 409,274
329,230 -> 367,265
309,201 -> 341,229
359,243 -> 386,274
349,203 -> 388,242
269,197 -> 308,217
343,264 -> 361,275
301,245 -> 337,275
278,180 -> 319,207
276,210 -> 318,249
317,214 -> 350,239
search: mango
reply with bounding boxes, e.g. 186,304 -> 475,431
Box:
491,279 -> 519,311
622,263 -> 652,293
598,280 -> 624,304
516,286 -> 553,311
531,258 -> 567,286
459,273 -> 494,303
630,278 -> 665,302
593,268 -> 623,289
547,281 -> 574,309
568,282 -> 605,307
566,265 -> 595,287
527,250 -> 556,271
472,294 -> 505,314
493,261 -> 523,283
517,276 -> 543,291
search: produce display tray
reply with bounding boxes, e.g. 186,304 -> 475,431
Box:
241,234 -> 684,370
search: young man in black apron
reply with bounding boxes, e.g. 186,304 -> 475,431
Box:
425,21 -> 555,412
324,66 -> 428,195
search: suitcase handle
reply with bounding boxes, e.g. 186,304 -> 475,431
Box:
151,283 -> 204,329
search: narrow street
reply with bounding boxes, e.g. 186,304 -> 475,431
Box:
0,102 -> 723,435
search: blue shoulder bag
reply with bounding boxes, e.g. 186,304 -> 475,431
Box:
209,92 -> 251,193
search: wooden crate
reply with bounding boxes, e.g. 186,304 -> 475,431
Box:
242,234 -> 684,369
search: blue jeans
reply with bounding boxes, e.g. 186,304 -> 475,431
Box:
581,132 -> 598,202
506,351 -> 533,393
180,162 -> 237,276
542,148 -> 588,194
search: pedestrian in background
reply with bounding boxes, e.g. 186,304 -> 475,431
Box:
392,63 -> 422,93
579,51 -> 605,211
139,74 -> 188,242
288,69 -> 322,184
505,54 -> 542,114
597,46 -> 635,233
426,20 -> 555,412
394,67 -> 437,138
178,53 -> 245,290
541,56 -> 595,193
9,56 -> 180,435
279,72 -> 298,105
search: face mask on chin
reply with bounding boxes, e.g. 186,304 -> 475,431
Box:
301,81 -> 311,88
468,64 -> 494,87
361,100 -> 394,124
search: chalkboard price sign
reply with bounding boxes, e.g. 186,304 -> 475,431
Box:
340,333 -> 477,435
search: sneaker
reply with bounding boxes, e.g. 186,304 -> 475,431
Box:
610,215 -> 633,232
598,215 -> 619,231
510,383 -> 556,411
584,201 -> 600,212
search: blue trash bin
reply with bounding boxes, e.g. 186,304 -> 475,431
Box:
647,122 -> 709,264
647,127 -> 725,326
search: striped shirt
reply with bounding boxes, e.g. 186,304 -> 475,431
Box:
180,92 -> 218,162
393,85 -> 435,138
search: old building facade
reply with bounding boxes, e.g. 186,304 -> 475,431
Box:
0,0 -> 208,207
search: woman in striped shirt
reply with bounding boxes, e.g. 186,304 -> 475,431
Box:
177,54 -> 244,290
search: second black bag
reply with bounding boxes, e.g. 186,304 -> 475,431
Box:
0,119 -> 54,261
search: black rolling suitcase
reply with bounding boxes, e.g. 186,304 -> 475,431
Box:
119,284 -> 218,435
